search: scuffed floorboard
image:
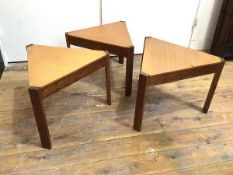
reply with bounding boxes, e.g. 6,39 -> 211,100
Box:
0,56 -> 233,174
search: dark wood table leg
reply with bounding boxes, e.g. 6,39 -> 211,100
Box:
125,47 -> 134,96
105,56 -> 111,105
119,56 -> 124,64
133,73 -> 148,131
29,88 -> 52,149
203,62 -> 225,113
65,33 -> 70,48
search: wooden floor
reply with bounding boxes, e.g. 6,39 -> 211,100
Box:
0,56 -> 233,174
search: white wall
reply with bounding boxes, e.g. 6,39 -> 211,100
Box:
0,0 -> 224,62
190,0 -> 223,50
103,0 -> 200,53
0,0 -> 100,62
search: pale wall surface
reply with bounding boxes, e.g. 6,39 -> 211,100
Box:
0,0 -> 224,62
103,0 -> 200,53
0,0 -> 100,62
190,0 -> 224,50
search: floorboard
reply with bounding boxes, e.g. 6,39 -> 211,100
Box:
0,56 -> 232,174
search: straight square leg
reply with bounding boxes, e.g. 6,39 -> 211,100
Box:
105,56 -> 111,105
125,47 -> 134,96
203,62 -> 225,113
29,88 -> 51,149
133,73 -> 149,131
65,33 -> 70,48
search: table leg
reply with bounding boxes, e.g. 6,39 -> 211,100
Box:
203,62 -> 224,113
125,47 -> 134,96
133,73 -> 148,131
105,56 -> 111,105
29,88 -> 51,149
65,33 -> 70,48
119,56 -> 124,64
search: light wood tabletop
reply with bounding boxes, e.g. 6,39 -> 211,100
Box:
27,45 -> 107,88
67,21 -> 133,48
141,37 -> 221,76
66,21 -> 134,96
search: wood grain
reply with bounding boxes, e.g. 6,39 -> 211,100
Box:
66,21 -> 133,48
27,45 -> 106,88
141,37 -> 221,76
0,55 -> 232,174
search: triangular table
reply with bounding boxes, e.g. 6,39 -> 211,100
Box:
28,45 -> 111,149
65,21 -> 134,96
133,37 -> 225,131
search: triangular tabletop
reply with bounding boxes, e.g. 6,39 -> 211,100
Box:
141,37 -> 222,76
66,21 -> 133,48
27,45 -> 106,88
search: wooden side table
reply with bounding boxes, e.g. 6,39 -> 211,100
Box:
65,21 -> 134,96
133,37 -> 225,131
27,45 -> 111,149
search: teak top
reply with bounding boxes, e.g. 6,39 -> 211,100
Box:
66,21 -> 133,48
141,37 -> 222,76
27,45 -> 106,88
